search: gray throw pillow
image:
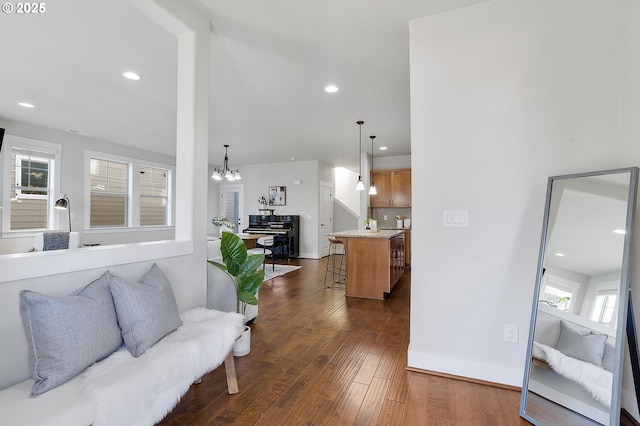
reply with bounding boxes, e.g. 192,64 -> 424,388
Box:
555,320 -> 606,366
109,264 -> 182,357
19,272 -> 123,396
601,338 -> 616,373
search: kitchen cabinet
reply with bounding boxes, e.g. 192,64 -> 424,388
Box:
370,169 -> 411,207
404,229 -> 411,267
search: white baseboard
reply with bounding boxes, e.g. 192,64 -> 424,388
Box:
298,251 -> 320,259
408,348 -> 523,388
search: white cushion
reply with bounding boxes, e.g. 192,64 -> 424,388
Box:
257,236 -> 273,246
0,377 -> 95,426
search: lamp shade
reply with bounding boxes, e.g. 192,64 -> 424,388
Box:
54,194 -> 71,232
54,197 -> 69,210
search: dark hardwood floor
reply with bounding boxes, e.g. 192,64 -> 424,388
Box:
159,258 -> 525,425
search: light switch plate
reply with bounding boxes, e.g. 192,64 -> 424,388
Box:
443,211 -> 468,227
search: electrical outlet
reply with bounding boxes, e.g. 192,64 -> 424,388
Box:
504,324 -> 518,343
384,215 -> 387,220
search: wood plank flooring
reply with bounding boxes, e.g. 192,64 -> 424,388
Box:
159,258 -> 526,425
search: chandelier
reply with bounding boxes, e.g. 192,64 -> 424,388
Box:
211,144 -> 241,181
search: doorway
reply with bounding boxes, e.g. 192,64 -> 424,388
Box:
220,183 -> 244,233
320,181 -> 333,257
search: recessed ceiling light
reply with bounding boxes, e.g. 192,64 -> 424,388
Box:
18,102 -> 35,108
555,252 -> 565,257
613,229 -> 626,235
123,71 -> 141,80
290,157 -> 296,161
379,146 -> 388,150
324,85 -> 338,93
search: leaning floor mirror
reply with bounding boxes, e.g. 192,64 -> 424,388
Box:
520,167 -> 639,426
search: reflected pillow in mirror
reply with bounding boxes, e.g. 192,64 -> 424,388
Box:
601,338 -> 616,373
555,320 -> 606,366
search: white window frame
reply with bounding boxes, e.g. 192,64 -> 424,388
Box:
84,150 -> 174,233
590,280 -> 620,327
1,135 -> 62,237
139,164 -> 171,227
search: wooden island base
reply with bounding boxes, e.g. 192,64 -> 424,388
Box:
329,230 -> 405,300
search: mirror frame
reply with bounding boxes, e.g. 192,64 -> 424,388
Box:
520,167 -> 639,426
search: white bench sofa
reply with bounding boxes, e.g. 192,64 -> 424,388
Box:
0,264 -> 244,426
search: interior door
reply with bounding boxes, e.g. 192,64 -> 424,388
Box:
320,181 -> 333,257
219,183 -> 244,233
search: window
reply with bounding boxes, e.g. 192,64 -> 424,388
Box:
90,158 -> 128,227
86,151 -> 173,229
539,274 -> 581,312
1,136 -> 61,233
139,166 -> 168,226
590,281 -> 620,327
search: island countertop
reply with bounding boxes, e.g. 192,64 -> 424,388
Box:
327,229 -> 402,239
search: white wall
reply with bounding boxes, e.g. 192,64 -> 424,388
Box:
334,167 -> 360,216
409,0 -> 635,390
373,154 -> 411,171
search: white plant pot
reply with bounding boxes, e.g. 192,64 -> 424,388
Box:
233,325 -> 251,357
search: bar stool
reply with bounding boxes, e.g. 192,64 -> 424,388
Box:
324,237 -> 346,289
247,236 -> 275,271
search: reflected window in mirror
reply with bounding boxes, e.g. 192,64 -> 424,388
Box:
1,135 -> 62,235
540,273 -> 580,312
590,281 -> 619,327
85,150 -> 174,229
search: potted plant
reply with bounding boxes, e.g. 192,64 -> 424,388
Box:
207,232 -> 265,356
212,216 -> 236,236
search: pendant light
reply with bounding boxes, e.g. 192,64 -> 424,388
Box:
368,135 -> 377,195
355,121 -> 365,191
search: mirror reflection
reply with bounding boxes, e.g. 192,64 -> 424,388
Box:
521,168 -> 638,426
0,0 -> 177,257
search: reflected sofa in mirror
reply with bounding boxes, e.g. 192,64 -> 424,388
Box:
520,167 -> 639,426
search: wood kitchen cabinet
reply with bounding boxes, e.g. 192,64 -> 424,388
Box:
370,169 -> 411,207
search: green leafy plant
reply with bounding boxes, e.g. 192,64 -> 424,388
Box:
211,216 -> 235,228
363,218 -> 374,228
539,296 -> 571,309
208,232 -> 265,317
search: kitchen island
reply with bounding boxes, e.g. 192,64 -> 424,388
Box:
327,229 -> 404,300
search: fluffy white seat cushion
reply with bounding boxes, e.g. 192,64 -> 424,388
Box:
533,341 -> 613,407
83,307 -> 243,426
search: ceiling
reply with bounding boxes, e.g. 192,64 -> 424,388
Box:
544,175 -> 631,277
0,0 -> 489,171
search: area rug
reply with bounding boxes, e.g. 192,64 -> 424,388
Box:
263,264 -> 301,281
